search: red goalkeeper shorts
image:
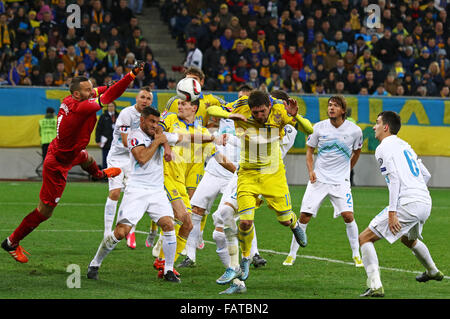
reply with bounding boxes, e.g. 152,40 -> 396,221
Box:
39,144 -> 89,207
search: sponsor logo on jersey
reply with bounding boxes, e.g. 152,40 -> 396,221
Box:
378,158 -> 383,166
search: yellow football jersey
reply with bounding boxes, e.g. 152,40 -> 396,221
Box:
159,113 -> 216,183
229,95 -> 296,171
165,93 -> 226,127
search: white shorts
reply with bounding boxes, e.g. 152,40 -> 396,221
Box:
219,172 -> 238,210
212,173 -> 239,229
190,172 -> 231,212
300,180 -> 353,218
107,153 -> 131,191
369,201 -> 431,244
116,186 -> 174,227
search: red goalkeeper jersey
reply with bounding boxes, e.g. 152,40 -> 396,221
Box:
51,73 -> 135,164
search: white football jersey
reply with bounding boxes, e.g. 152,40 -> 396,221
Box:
205,119 -> 240,178
375,135 -> 431,208
280,124 -> 297,158
307,119 -> 363,185
109,105 -> 141,157
127,128 -> 177,188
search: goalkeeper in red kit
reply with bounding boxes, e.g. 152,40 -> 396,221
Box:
1,61 -> 146,263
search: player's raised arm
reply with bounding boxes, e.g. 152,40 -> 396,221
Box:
284,98 -> 313,135
206,105 -> 247,122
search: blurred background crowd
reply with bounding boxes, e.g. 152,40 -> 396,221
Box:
1,0 -> 450,97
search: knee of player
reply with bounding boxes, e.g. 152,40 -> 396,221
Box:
342,212 -> 354,223
114,224 -> 131,240
239,219 -> 253,231
158,217 -> 175,232
108,189 -> 121,201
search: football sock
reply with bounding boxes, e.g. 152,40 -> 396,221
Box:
186,212 -> 202,261
162,230 -> 177,274
174,234 -> 187,262
411,240 -> 439,276
104,197 -> 118,237
361,242 -> 382,289
287,221 -> 306,257
249,226 -> 259,257
9,208 -> 49,247
238,223 -> 254,258
200,213 -> 208,232
84,161 -> 104,179
213,229 -> 230,267
130,224 -> 136,234
288,211 -> 298,229
159,220 -> 181,260
90,232 -> 120,267
345,220 -> 360,257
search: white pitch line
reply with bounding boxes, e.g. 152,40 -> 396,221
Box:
1,228 -> 448,280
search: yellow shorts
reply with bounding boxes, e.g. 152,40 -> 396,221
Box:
164,176 -> 192,212
237,165 -> 292,222
185,162 -> 205,190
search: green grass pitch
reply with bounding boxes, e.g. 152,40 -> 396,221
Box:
0,181 -> 449,299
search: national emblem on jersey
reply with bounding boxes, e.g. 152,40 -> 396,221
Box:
119,126 -> 129,133
130,138 -> 139,147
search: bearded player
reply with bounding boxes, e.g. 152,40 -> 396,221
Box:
1,61 -> 145,263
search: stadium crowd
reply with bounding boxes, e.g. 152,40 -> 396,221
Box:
162,0 -> 450,97
0,0 -> 170,89
1,0 -> 450,97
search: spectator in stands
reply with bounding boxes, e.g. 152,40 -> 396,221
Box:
282,44 -> 303,71
416,47 -> 434,74
218,3 -> 233,30
323,46 -> 339,72
345,71 -> 361,95
373,84 -> 389,96
331,58 -> 347,82
184,37 -> 203,70
84,50 -> 101,73
284,69 -> 303,93
53,60 -> 67,86
113,0 -> 133,26
233,28 -> 253,50
62,45 -> 81,76
29,65 -> 43,85
272,58 -> 292,82
383,73 -> 400,95
43,72 -> 54,86
334,80 -> 347,94
40,47 -> 58,75
103,46 -> 119,73
220,28 -> 234,52
203,37 -> 225,78
373,28 -> 399,72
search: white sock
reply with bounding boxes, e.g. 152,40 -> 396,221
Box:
130,224 -> 136,234
104,198 -> 118,237
213,229 -> 230,267
345,220 -> 360,257
250,225 -> 259,258
90,233 -> 120,267
288,222 -> 306,257
162,230 -> 177,274
411,240 -> 439,276
224,227 -> 239,269
186,213 -> 203,261
361,242 -> 382,289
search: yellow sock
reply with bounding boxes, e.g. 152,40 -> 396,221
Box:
150,221 -> 158,232
288,211 -> 298,229
174,235 -> 187,262
238,223 -> 254,258
200,214 -> 208,232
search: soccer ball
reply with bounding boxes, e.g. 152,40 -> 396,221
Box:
176,77 -> 201,102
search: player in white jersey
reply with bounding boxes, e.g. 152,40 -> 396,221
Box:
175,117 -> 240,268
358,111 -> 444,297
102,87 -> 153,249
87,107 -> 182,282
283,95 -> 364,267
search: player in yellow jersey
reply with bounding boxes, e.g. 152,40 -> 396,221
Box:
165,67 -> 226,197
207,90 -> 314,283
164,67 -> 228,252
153,96 -> 240,278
